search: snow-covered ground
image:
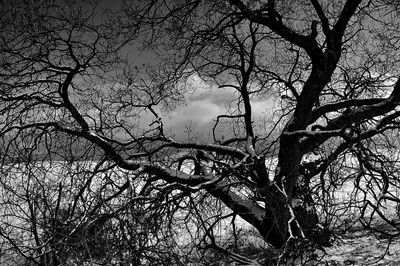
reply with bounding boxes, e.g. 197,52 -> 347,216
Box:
1,155 -> 400,265
322,225 -> 400,265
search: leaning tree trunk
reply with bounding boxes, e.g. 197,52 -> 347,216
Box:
236,133 -> 327,250
257,135 -> 330,249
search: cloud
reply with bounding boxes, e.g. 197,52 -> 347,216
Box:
163,89 -> 229,141
140,74 -> 276,142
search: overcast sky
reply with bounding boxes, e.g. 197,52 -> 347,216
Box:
2,0 -> 280,143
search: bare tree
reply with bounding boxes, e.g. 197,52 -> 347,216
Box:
3,0 -> 400,264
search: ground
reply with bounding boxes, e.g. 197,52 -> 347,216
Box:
322,225 -> 400,266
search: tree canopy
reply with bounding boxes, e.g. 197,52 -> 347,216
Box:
2,0 -> 400,264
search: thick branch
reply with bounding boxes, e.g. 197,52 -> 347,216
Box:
228,0 -> 320,57
310,0 -> 330,35
301,80 -> 400,153
310,98 -> 385,123
151,166 -> 265,231
332,0 -> 363,40
59,69 -> 90,131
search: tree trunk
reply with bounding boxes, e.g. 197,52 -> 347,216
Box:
254,181 -> 329,249
253,134 -> 330,249
259,185 -> 290,249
